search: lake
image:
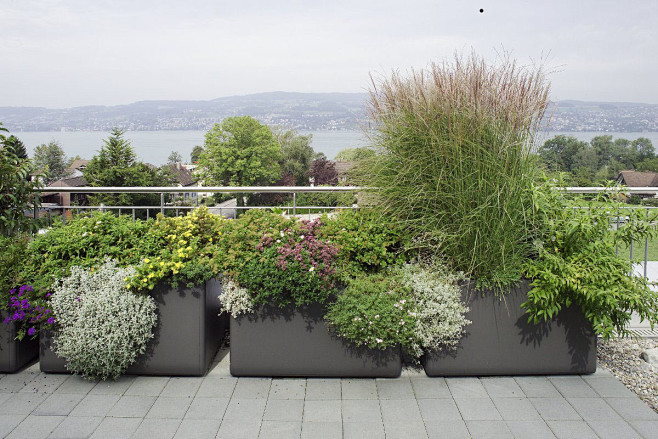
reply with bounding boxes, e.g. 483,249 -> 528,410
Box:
13,129 -> 658,165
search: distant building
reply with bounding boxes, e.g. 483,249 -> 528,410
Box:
42,175 -> 89,207
334,161 -> 356,184
66,159 -> 89,178
166,163 -> 201,204
616,170 -> 658,197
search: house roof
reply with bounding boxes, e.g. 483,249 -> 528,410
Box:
334,161 -> 355,175
166,163 -> 195,186
46,175 -> 88,188
66,159 -> 89,172
617,170 -> 658,187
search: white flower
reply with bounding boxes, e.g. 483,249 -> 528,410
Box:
280,231 -> 284,237
400,299 -> 406,304
82,231 -> 88,237
309,266 -> 315,272
374,314 -> 380,319
394,303 -> 399,308
300,235 -> 305,240
375,338 -> 383,344
276,239 -> 281,243
400,320 -> 405,325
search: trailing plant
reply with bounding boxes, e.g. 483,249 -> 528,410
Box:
3,285 -> 54,340
127,207 -> 226,290
319,208 -> 410,279
523,182 -> 658,339
50,260 -> 157,380
236,218 -> 339,308
359,53 -> 550,288
23,212 -> 155,294
219,279 -> 254,316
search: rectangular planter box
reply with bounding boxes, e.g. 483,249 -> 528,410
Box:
0,312 -> 38,373
40,279 -> 227,376
423,281 -> 597,376
230,303 -> 402,378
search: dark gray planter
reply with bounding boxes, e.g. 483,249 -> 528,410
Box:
0,312 -> 38,373
423,281 -> 597,376
230,303 -> 402,378
40,279 -> 227,376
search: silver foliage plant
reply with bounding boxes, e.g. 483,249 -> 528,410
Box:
219,278 -> 254,316
50,259 -> 157,380
401,262 -> 471,358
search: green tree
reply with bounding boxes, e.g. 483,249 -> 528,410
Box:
190,145 -> 204,164
0,124 -> 42,236
84,128 -> 174,207
537,135 -> 588,172
2,135 -> 27,160
277,129 -> 315,185
637,158 -> 658,173
334,147 -> 376,162
167,150 -> 183,165
33,140 -> 70,184
632,137 -> 655,163
197,117 -> 281,208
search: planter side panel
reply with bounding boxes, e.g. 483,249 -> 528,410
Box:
0,315 -> 38,373
230,304 -> 401,378
423,282 -> 596,376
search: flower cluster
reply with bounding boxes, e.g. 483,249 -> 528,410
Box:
4,285 -> 55,339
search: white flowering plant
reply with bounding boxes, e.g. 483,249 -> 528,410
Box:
219,279 -> 254,316
50,259 -> 157,380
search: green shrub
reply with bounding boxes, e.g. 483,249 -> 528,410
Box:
51,260 -> 157,380
523,182 -> 658,339
0,235 -> 29,297
320,208 -> 410,279
359,53 -> 550,288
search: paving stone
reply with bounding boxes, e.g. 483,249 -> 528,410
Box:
2,392 -> 49,415
545,420 -> 598,439
445,377 -> 489,398
514,377 -> 561,398
258,420 -> 302,439
410,377 -> 452,399
341,399 -> 381,423
425,420 -> 470,439
223,398 -> 266,421
263,399 -> 304,422
130,418 -> 181,439
19,373 -> 70,394
107,395 -> 157,418
184,397 -> 229,420
88,377 -> 135,395
303,399 -> 341,422
587,419 -> 642,439
173,419 -> 220,439
529,398 -> 581,421
124,376 -> 170,397
145,397 -> 192,419
506,420 -> 556,438
33,393 -> 85,416
0,392 -> 12,405
54,376 -> 99,395
69,394 -> 120,417
196,377 -> 237,399
0,369 -> 40,393
465,420 -> 513,438
304,379 -> 341,400
548,376 -> 598,398
605,397 -> 658,421
6,415 -> 64,439
343,421 -> 385,439
48,415 -> 103,439
300,421 -> 342,439
376,378 -> 415,399
218,418 -> 262,438
582,377 -> 636,398
383,421 -> 428,439
481,377 -> 524,398
454,397 -> 502,421
492,397 -> 541,420
379,399 -> 422,423
89,417 -> 141,439
0,414 -> 27,438
567,397 -> 623,421
341,379 -> 377,399
268,379 -> 305,400
417,398 -> 462,421
627,420 -> 658,439
232,378 -> 271,399
160,377 -> 202,398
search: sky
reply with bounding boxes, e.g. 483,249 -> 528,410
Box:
1,0 -> 656,108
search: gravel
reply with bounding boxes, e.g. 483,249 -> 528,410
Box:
598,337 -> 658,412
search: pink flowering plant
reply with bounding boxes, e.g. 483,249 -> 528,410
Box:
4,285 -> 55,340
237,218 -> 339,308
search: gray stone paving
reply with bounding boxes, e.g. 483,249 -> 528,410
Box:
0,348 -> 656,438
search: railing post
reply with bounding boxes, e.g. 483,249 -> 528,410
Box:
293,192 -> 297,216
160,193 -> 164,216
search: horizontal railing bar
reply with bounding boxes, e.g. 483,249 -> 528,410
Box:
40,186 -> 365,194
564,186 -> 658,194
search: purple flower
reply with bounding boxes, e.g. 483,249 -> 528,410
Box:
3,318 -> 10,324
47,317 -> 54,325
27,327 -> 36,336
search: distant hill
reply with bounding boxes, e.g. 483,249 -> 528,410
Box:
1,92 -> 656,132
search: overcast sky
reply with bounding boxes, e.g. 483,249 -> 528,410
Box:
1,0 -> 656,108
